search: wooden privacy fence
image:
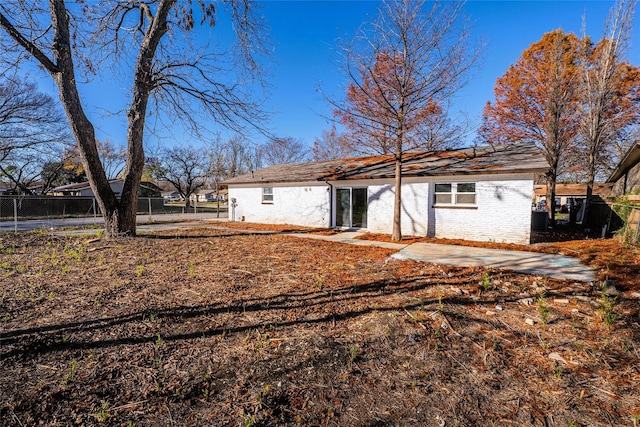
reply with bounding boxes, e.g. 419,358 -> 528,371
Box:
586,201 -> 625,236
620,207 -> 640,245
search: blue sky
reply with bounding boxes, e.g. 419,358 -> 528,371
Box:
31,1 -> 640,151
258,0 -> 635,148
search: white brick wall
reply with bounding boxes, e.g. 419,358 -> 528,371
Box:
431,177 -> 534,244
229,183 -> 330,228
229,174 -> 535,244
365,181 -> 430,236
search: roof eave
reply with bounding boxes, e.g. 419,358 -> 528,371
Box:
227,166 -> 548,185
608,142 -> 640,183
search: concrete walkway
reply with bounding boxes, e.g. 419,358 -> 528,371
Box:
292,231 -> 596,282
392,242 -> 595,282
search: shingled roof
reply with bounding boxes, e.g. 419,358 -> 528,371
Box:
225,142 -> 549,185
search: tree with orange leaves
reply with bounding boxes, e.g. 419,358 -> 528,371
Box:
479,29 -> 582,222
333,0 -> 479,241
336,52 -> 460,155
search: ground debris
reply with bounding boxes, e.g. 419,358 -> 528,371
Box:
0,228 -> 638,426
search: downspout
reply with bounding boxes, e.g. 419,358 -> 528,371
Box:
324,180 -> 333,228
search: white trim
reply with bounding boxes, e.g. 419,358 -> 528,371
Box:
433,182 -> 477,207
262,187 -> 274,204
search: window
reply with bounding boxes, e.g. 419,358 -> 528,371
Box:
434,182 -> 476,206
262,187 -> 273,203
456,183 -> 476,205
434,183 -> 452,204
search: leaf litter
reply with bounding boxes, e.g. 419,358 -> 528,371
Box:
0,226 -> 639,426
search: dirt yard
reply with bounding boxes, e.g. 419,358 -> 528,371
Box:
1,225 -> 639,426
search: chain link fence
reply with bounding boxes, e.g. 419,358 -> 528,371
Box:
0,196 -> 227,232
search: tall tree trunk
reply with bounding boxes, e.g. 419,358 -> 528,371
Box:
117,0 -> 174,235
392,133 -> 402,241
50,0 -> 120,237
545,170 -> 557,227
583,150 -> 597,229
392,153 -> 402,241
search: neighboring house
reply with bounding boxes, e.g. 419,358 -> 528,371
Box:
0,182 -> 12,195
51,179 -> 162,197
162,190 -> 182,201
608,142 -> 640,196
190,189 -> 215,203
533,183 -> 614,208
226,143 -> 548,244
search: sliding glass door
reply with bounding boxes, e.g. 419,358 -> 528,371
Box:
335,187 -> 367,228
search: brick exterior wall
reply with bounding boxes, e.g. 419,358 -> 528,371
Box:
229,182 -> 330,227
363,175 -> 533,244
431,177 -> 534,244
229,173 -> 535,244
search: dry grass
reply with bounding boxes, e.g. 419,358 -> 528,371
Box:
0,226 -> 639,426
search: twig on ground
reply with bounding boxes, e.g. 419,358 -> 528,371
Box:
110,400 -> 147,412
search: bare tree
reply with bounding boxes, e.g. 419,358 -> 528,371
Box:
332,0 -> 479,240
262,137 -> 309,166
312,125 -> 355,161
0,75 -> 71,193
579,0 -> 639,226
0,0 -> 268,237
0,160 -> 39,194
223,135 -> 257,178
97,140 -> 127,180
206,136 -> 228,217
152,146 -> 210,211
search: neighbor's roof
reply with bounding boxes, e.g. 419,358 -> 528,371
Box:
225,143 -> 548,185
533,183 -> 614,197
51,179 -> 160,192
607,142 -> 640,183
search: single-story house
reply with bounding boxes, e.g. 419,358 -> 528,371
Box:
51,179 -> 162,197
226,143 -> 548,244
0,182 -> 12,195
191,189 -> 217,203
188,189 -> 227,203
162,190 -> 183,201
608,142 -> 640,196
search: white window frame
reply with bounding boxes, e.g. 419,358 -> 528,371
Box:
434,182 -> 476,207
262,187 -> 274,204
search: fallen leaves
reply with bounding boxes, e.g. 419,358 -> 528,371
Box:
0,227 -> 639,426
